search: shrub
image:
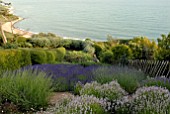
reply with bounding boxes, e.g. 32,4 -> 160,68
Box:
99,50 -> 113,63
45,50 -> 56,63
18,42 -> 33,48
112,44 -> 132,64
0,69 -> 52,111
93,66 -> 146,93
19,49 -> 32,67
142,77 -> 170,91
0,49 -> 30,70
54,47 -> 66,62
64,51 -> 93,63
94,44 -> 103,58
129,37 -> 158,59
49,38 -> 62,48
32,32 -> 58,38
70,40 -> 84,50
59,39 -> 72,49
30,50 -> 47,64
55,95 -> 110,114
74,81 -> 84,95
155,48 -> 170,60
83,40 -> 95,54
80,81 -> 127,101
2,43 -> 18,49
53,77 -> 69,92
130,86 -> 170,114
16,36 -> 27,43
29,38 -> 51,48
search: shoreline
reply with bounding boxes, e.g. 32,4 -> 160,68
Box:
1,0 -> 34,38
2,17 -> 34,38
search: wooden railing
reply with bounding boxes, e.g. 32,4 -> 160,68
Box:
129,60 -> 170,78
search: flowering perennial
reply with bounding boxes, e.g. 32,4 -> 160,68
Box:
55,95 -> 111,114
80,80 -> 127,101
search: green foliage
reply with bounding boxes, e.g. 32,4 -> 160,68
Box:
18,42 -> 33,48
107,35 -> 119,47
74,81 -> 84,95
129,37 -> 158,59
16,36 -> 27,43
93,66 -> 146,93
155,33 -> 170,60
19,49 -> 32,67
2,43 -> 18,49
114,74 -> 140,94
100,50 -> 113,63
54,47 -> 66,62
94,43 -> 103,58
49,37 -> 62,48
83,40 -> 95,54
65,51 -> 93,63
158,33 -> 170,49
30,50 -> 47,64
29,38 -> 51,48
0,69 -> 52,111
45,51 -> 56,63
32,32 -> 58,38
112,44 -> 132,64
0,49 -> 31,70
53,77 -> 69,92
69,40 -> 84,50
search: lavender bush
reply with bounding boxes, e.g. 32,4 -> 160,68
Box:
24,64 -> 98,91
130,86 -> 170,114
55,95 -> 111,114
80,81 -> 127,101
142,77 -> 170,91
92,66 -> 147,93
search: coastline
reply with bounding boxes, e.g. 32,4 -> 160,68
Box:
2,17 -> 34,38
0,0 -> 34,38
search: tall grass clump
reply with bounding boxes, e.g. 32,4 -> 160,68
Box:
93,66 -> 147,93
0,69 -> 52,112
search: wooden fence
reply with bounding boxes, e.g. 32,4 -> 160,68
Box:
129,60 -> 170,78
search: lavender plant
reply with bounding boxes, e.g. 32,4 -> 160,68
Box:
24,64 -> 97,91
130,86 -> 170,114
142,77 -> 170,91
0,69 -> 52,112
80,81 -> 127,101
92,66 -> 147,93
55,95 -> 111,114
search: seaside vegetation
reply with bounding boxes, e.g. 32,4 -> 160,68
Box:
0,3 -> 170,113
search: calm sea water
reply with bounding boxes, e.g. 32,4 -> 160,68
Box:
8,0 -> 170,40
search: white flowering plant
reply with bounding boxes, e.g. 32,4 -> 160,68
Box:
55,95 -> 111,114
114,86 -> 170,114
131,86 -> 170,114
79,80 -> 127,101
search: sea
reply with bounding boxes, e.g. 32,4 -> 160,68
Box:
7,0 -> 170,41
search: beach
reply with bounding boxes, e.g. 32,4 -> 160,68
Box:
2,17 -> 34,38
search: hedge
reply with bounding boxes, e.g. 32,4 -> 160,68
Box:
54,47 -> 66,62
0,49 -> 31,70
30,50 -> 47,65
